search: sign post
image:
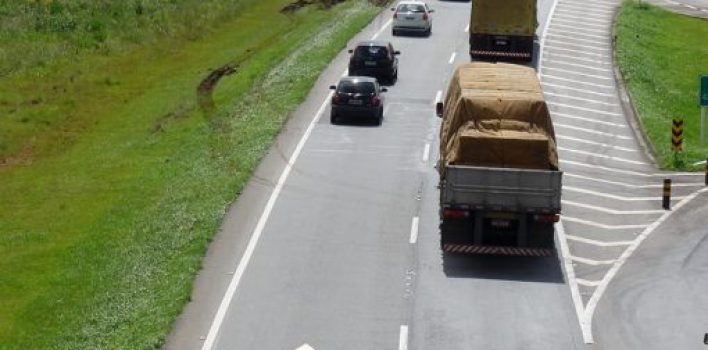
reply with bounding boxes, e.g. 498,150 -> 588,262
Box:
700,75 -> 708,144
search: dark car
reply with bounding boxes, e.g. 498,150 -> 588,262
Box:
347,41 -> 400,84
329,77 -> 387,125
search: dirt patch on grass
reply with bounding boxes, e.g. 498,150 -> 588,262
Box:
196,64 -> 237,114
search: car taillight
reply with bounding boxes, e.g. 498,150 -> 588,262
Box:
423,13 -> 428,20
442,208 -> 469,219
371,96 -> 380,106
332,94 -> 342,105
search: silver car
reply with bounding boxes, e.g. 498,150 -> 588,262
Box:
391,1 -> 434,36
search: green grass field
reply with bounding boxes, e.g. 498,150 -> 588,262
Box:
615,1 -> 708,169
0,0 -> 381,348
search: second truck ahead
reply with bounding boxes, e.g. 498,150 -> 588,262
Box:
436,62 -> 562,256
469,0 -> 537,61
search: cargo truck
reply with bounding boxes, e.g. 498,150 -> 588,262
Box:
469,0 -> 537,61
435,63 -> 561,256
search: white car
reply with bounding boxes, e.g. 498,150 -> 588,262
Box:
391,1 -> 434,36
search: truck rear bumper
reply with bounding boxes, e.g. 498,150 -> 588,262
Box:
442,243 -> 554,257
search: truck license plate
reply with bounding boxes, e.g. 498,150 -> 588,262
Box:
364,61 -> 377,66
490,219 -> 511,228
495,39 -> 508,46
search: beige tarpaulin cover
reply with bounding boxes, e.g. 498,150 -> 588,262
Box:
439,62 -> 558,174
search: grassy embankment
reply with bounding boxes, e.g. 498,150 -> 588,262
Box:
0,0 -> 381,348
615,1 -> 708,169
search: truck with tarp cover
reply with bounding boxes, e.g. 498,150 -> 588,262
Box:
435,62 -> 561,256
469,0 -> 537,61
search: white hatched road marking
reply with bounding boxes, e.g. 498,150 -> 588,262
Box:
542,74 -> 614,89
576,278 -> 603,287
547,23 -> 610,39
562,216 -> 649,230
545,39 -> 611,54
570,255 -> 616,266
563,185 -> 686,201
554,123 -> 633,139
560,3 -> 615,14
543,45 -> 610,59
542,66 -> 614,80
542,82 -> 616,98
555,220 -> 591,342
548,102 -> 624,117
564,172 -> 705,188
557,135 -> 636,152
553,12 -> 611,25
552,113 -> 627,128
542,59 -> 613,73
558,147 -> 651,166
562,200 -> 665,215
561,159 -> 703,177
551,18 -> 608,30
547,33 -> 610,47
566,234 -> 633,247
544,92 -> 619,107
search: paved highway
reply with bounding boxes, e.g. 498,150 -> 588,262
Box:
167,0 -> 708,349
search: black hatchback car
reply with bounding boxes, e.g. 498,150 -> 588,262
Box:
330,77 -> 387,125
347,41 -> 400,84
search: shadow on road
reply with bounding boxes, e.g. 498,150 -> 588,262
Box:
442,252 -> 564,284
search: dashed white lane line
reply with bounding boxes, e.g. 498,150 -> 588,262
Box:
557,147 -> 651,166
554,123 -> 633,140
584,188 -> 708,340
562,200 -> 665,215
562,216 -> 650,230
555,220 -> 591,343
422,143 -> 430,162
448,52 -> 456,64
399,325 -> 409,350
545,92 -> 619,107
542,74 -> 614,89
464,24 -> 469,33
548,102 -> 624,117
576,278 -> 603,288
564,172 -> 705,188
570,255 -> 616,266
563,185 -> 686,201
433,90 -> 442,105
542,66 -> 613,81
566,234 -> 633,247
542,82 -> 616,98
409,217 -> 420,244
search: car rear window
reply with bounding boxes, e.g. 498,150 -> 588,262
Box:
338,81 -> 376,94
397,4 -> 425,12
353,45 -> 389,59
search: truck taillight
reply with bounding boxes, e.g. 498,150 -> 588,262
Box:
534,214 -> 559,224
442,208 -> 469,219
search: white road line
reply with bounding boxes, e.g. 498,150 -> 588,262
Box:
684,4 -> 698,10
554,8 -> 613,21
555,220 -> 592,343
464,24 -> 469,33
544,39 -> 611,53
296,344 -> 315,350
553,12 -> 611,25
542,82 -> 616,98
448,52 -> 456,64
554,123 -> 633,139
399,325 -> 409,350
371,18 -> 393,40
542,74 -> 614,89
547,102 -> 624,117
552,112 -> 627,128
561,216 -> 649,230
563,185 -> 686,201
566,234 -> 633,247
541,66 -> 613,80
422,143 -> 430,162
564,172 -> 704,188
562,200 -> 665,215
547,23 -> 610,39
538,0 -> 560,78
409,217 -> 420,244
543,45 -> 610,59
570,255 -> 616,266
561,3 -> 615,14
557,147 -> 651,166
544,92 -> 619,107
543,59 -> 613,73
201,21 -> 395,350
547,32 -> 609,47
557,136 -> 637,152
552,18 -> 609,30
584,188 -> 708,343
561,159 -> 703,177
576,278 -> 603,288
433,90 -> 442,105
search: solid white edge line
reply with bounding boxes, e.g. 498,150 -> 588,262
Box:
556,220 -> 593,343
538,0 -> 559,77
409,216 -> 420,244
200,90 -> 334,350
583,188 -> 708,343
399,325 -> 409,350
448,52 -> 457,64
371,18 -> 393,40
422,143 -> 430,162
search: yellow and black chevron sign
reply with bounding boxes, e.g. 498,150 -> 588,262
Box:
672,118 -> 683,152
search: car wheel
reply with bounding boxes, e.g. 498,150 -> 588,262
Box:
392,29 -> 398,36
330,114 -> 338,124
426,26 -> 432,36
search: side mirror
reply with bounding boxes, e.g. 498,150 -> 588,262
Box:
436,102 -> 443,118
329,85 -> 337,90
390,7 -> 395,11
348,49 -> 353,53
394,50 -> 401,55
380,87 -> 388,92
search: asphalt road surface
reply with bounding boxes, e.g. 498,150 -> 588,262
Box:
167,0 -> 708,349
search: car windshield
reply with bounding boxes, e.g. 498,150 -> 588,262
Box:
397,4 -> 425,12
338,81 -> 376,94
354,46 -> 388,59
